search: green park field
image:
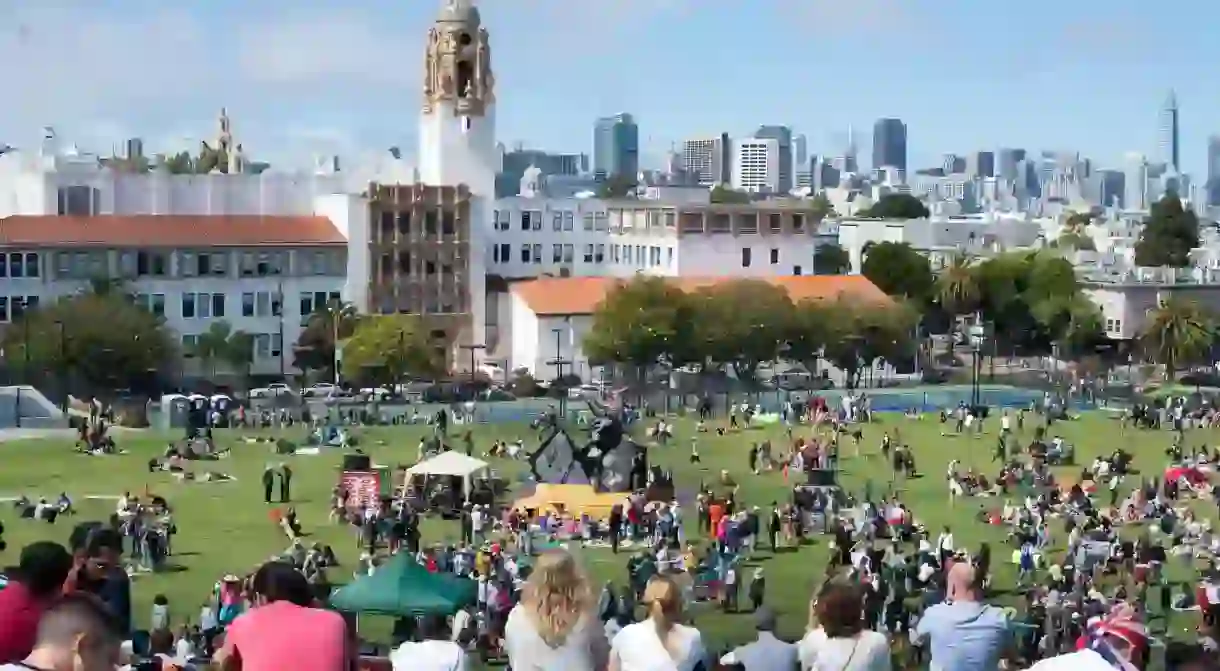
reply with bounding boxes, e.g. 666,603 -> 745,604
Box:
0,410 -> 1215,651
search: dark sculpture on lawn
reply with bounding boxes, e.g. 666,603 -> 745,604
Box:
528,400 -> 643,493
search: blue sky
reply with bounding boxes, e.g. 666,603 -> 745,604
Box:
1,0 -> 1214,175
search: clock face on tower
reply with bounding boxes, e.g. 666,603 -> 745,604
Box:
422,0 -> 494,117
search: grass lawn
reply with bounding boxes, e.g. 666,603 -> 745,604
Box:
0,410 -> 1215,652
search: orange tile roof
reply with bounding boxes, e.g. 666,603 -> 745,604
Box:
510,275 -> 890,316
0,215 -> 346,248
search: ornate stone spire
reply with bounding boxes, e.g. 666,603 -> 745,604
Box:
422,0 -> 494,116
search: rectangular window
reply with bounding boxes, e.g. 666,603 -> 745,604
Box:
56,253 -> 69,278
583,244 -> 594,263
583,213 -> 594,231
256,292 -> 270,317
300,292 -> 314,320
243,293 -> 256,317
667,248 -> 674,266
212,293 -> 225,318
181,252 -> 196,277
521,245 -> 531,263
521,212 -> 530,231
9,253 -> 22,278
532,244 -> 541,262
595,244 -> 605,263
499,243 -> 510,263
552,212 -> 563,231
0,253 -> 7,277
595,213 -> 608,231
182,293 -> 196,318
552,244 -> 563,263
24,253 -> 38,278
151,293 -> 165,316
240,252 -> 255,277
271,291 -> 282,317
770,248 -> 779,264
742,248 -> 752,267
211,252 -> 228,276
182,335 -> 199,357
197,294 -> 211,319
563,244 -> 574,263
793,265 -> 802,276
0,296 -> 7,322
255,334 -> 271,359
564,212 -> 574,231
272,333 -> 283,358
530,211 -> 542,231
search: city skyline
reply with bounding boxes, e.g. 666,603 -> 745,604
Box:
1,0 -> 1216,176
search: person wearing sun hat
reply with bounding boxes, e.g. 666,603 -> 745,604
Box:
1028,602 -> 1150,671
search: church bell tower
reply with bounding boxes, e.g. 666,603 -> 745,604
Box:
418,0 -> 497,197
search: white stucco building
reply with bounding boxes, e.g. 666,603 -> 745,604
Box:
0,215 -> 346,377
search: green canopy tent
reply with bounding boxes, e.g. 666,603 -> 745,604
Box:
328,553 -> 476,617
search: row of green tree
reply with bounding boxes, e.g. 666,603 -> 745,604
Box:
0,287 -> 448,398
581,276 -> 917,389
851,243 -> 1106,356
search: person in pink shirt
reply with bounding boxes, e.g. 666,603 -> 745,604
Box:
214,561 -> 352,671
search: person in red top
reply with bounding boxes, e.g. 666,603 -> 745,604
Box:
0,541 -> 75,663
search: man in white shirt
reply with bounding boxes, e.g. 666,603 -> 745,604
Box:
391,615 -> 468,671
719,608 -> 797,671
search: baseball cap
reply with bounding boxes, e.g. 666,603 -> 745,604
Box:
753,606 -> 777,631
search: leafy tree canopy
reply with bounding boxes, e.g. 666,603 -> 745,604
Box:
190,321 -> 253,379
688,280 -> 793,380
858,193 -> 930,219
1133,191 -> 1199,267
709,184 -> 750,204
860,241 -> 934,302
818,301 -> 917,390
1139,298 -> 1215,378
808,192 -> 837,221
3,293 -> 177,397
813,243 -> 852,275
293,301 -> 360,377
583,276 -> 694,369
340,315 -> 442,384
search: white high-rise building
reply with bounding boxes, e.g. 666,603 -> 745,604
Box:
731,138 -> 780,192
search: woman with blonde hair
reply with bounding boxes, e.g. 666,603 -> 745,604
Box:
610,575 -> 706,671
504,549 -> 609,671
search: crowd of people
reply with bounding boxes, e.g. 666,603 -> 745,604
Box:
2,390 -> 1220,671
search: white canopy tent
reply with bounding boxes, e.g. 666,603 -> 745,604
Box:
405,451 -> 491,500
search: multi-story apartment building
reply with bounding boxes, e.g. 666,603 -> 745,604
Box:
0,214 -> 346,377
732,139 -> 781,193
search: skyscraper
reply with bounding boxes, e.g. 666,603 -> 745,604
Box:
1207,136 -> 1220,206
872,118 -> 907,173
681,134 -> 732,186
593,113 -> 639,181
753,125 -> 794,193
1160,91 -> 1180,173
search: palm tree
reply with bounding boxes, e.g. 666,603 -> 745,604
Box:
192,321 -> 253,381
936,252 -> 979,317
1139,298 -> 1216,381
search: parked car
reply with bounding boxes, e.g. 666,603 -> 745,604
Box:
249,383 -> 294,399
302,383 -> 341,398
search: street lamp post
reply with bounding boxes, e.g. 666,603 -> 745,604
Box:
458,343 -> 486,400
55,320 -> 67,412
550,328 -> 571,423
328,303 -> 342,386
